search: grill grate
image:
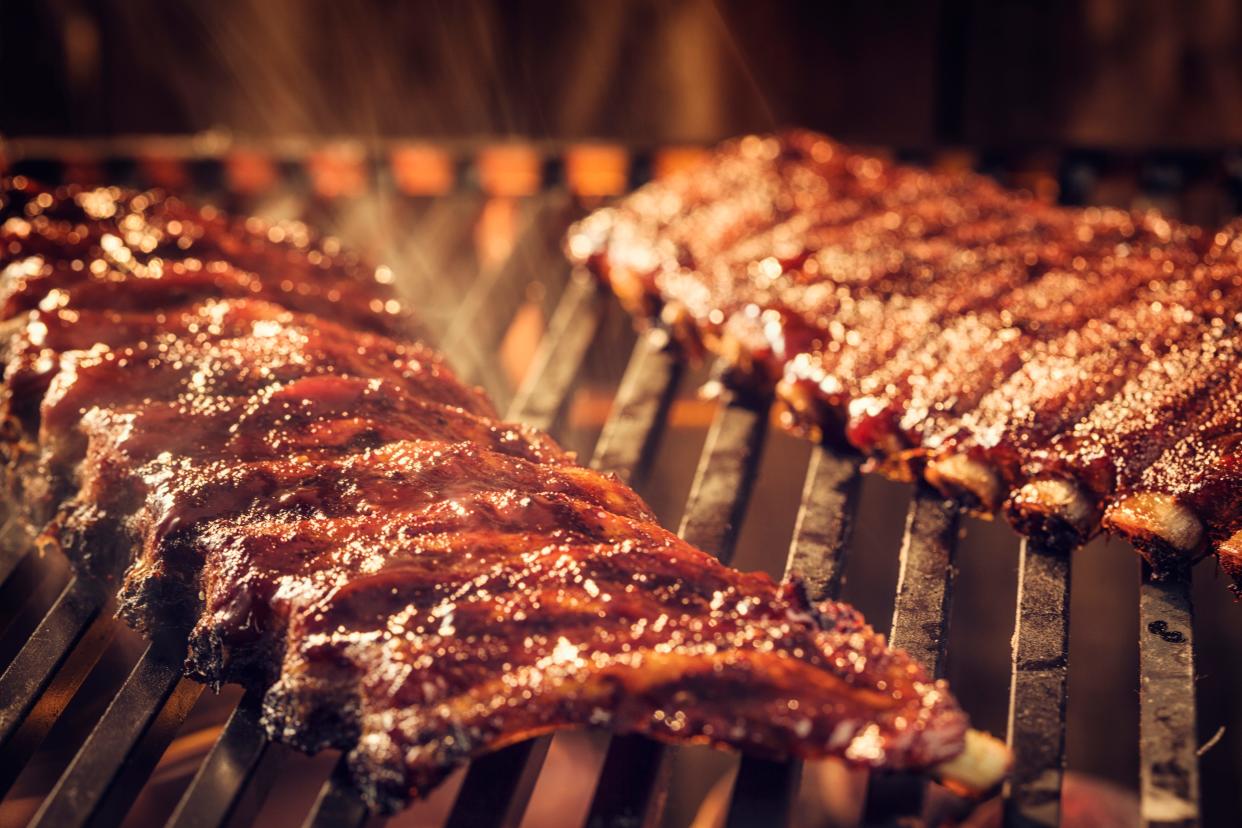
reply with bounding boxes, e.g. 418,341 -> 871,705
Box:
0,136 -> 1226,828
30,637 -> 202,828
165,688 -> 273,828
1005,540 -> 1072,826
1139,571 -> 1199,828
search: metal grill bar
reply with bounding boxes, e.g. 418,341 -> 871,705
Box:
780,448 -> 864,602
444,740 -> 552,828
0,577 -> 111,798
166,689 -> 276,828
30,637 -> 204,828
888,487 -> 960,675
585,734 -> 671,828
584,390 -> 769,828
676,394 -> 770,557
861,486 -> 961,824
302,759 -> 371,828
589,331 -> 683,484
506,273 -> 603,432
725,758 -> 801,828
724,446 -> 863,828
1139,568 -> 1199,828
1004,539 -> 1072,827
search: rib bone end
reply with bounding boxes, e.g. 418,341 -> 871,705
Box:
1006,478 -> 1097,548
924,454 -> 1002,513
932,729 -> 1011,797
1104,493 -> 1205,569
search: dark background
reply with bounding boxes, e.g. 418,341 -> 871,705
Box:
5,0 -> 1242,149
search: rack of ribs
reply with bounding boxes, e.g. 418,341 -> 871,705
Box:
0,177 -> 1006,811
567,130 -> 1242,589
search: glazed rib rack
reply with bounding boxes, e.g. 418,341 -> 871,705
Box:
0,138 -> 1236,827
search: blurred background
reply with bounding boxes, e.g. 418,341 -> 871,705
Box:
5,0 -> 1242,148
3,2 -> 1242,827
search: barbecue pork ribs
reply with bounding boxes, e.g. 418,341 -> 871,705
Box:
568,131 -> 1242,588
0,177 -> 999,811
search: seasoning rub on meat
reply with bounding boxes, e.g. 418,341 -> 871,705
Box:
0,177 -> 1005,812
568,131 -> 1242,589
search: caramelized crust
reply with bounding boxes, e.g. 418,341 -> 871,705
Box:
1,179 -> 977,809
569,131 -> 1242,584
